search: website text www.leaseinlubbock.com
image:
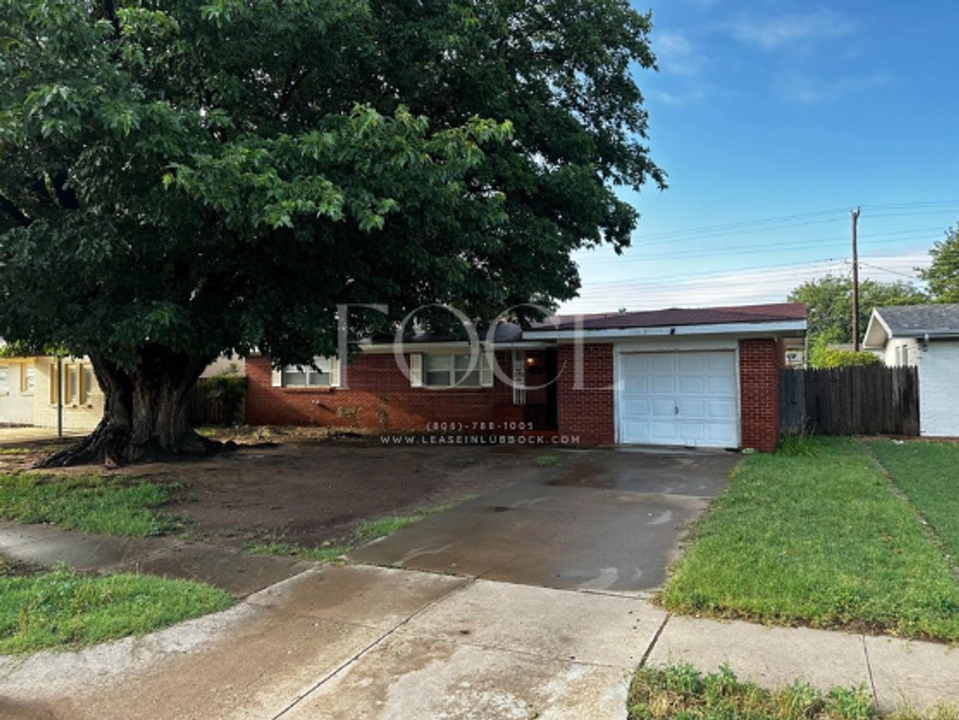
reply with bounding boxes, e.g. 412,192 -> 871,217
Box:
379,434 -> 580,445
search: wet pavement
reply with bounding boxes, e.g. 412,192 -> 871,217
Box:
349,448 -> 737,593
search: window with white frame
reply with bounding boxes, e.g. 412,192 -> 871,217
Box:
271,357 -> 340,388
410,352 -> 493,388
22,365 -> 35,394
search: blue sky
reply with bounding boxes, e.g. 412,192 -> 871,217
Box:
561,0 -> 959,313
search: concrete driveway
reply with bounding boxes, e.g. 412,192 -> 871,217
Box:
0,447 -> 740,720
350,448 -> 737,593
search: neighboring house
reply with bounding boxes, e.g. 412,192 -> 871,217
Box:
864,304 -> 959,437
246,302 -> 807,452
0,355 -> 103,432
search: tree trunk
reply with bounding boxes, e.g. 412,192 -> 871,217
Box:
38,346 -> 219,467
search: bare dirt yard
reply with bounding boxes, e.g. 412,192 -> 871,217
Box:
2,429 -> 564,550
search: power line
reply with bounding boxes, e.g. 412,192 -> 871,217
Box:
577,227 -> 944,266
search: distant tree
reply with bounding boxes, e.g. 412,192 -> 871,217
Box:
0,0 -> 665,465
788,275 -> 928,347
808,330 -> 883,369
919,223 -> 959,303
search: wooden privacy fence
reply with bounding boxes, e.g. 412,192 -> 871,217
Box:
781,366 -> 919,436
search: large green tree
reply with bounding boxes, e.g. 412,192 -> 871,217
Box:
919,223 -> 959,303
788,274 -> 928,348
0,0 -> 664,465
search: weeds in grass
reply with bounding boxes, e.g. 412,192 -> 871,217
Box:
0,447 -> 32,456
0,565 -> 232,654
628,664 -> 875,720
246,500 -> 465,561
534,454 -> 561,467
629,663 -> 957,720
777,431 -> 819,457
0,474 -> 182,537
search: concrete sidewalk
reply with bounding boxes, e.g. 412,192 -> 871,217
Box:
1,523 -> 959,717
0,521 -> 313,598
0,562 -> 956,719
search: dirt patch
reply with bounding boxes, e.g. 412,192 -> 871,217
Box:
7,432 -> 565,550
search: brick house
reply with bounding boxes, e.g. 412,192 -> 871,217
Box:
245,303 -> 806,452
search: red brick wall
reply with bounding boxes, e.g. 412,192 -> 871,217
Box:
739,339 -> 782,453
555,343 -> 614,445
245,352 -> 523,431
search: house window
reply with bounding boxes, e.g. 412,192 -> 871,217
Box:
67,366 -> 79,404
81,367 -> 96,404
273,357 -> 339,388
21,365 -> 35,394
0,366 -> 8,395
50,363 -> 60,404
902,345 -> 909,366
412,352 -> 493,388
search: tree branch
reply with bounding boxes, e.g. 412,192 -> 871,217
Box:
0,192 -> 32,227
51,171 -> 80,210
274,67 -> 312,121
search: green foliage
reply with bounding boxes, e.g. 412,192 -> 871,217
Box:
534,454 -> 561,467
808,331 -> 884,368
0,565 -> 232,654
662,438 -> 959,642
198,366 -> 247,425
0,473 -> 182,536
919,223 -> 959,303
0,0 -> 664,375
789,275 -> 927,348
628,664 -> 876,720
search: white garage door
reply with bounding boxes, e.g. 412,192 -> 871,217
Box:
618,351 -> 739,448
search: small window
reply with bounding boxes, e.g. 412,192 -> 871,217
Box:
67,367 -> 79,404
902,345 -> 909,366
0,366 -> 8,395
281,357 -> 335,387
22,365 -> 35,394
424,353 -> 482,387
50,363 -> 59,404
81,367 -> 96,404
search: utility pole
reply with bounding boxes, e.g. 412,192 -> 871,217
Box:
851,207 -> 861,352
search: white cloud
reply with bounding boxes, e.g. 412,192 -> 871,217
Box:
650,87 -> 707,107
777,71 -> 891,105
721,8 -> 856,51
560,253 -> 929,315
655,31 -> 709,77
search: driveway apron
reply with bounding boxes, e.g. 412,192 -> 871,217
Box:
350,448 -> 737,593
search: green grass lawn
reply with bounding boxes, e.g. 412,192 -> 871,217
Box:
0,559 -> 232,654
868,441 -> 959,564
661,437 -> 959,641
0,473 -> 181,537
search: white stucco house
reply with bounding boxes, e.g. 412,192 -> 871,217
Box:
863,304 -> 959,437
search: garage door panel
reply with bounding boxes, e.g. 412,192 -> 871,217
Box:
707,376 -> 736,394
706,353 -> 736,372
678,354 -> 705,371
649,355 -> 676,372
651,421 -> 681,441
618,351 -> 739,448
706,401 -> 735,419
678,376 -> 706,394
622,354 -> 649,373
651,377 -> 675,394
678,399 -> 706,418
651,399 -> 676,418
